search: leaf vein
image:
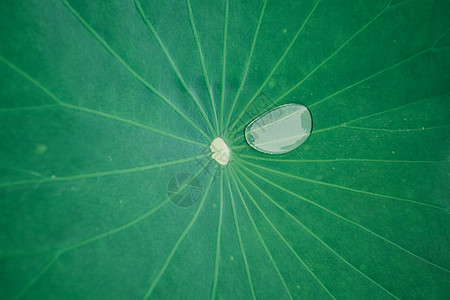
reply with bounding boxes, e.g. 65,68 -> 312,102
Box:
60,0 -> 210,140
230,167 -> 294,300
235,166 -> 400,299
134,0 -> 217,137
185,0 -> 220,136
0,154 -> 205,189
228,0 -> 322,134
143,168 -> 217,299
225,170 -> 256,300
238,162 -> 450,273
239,159 -> 444,210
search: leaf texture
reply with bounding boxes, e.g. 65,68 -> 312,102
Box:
1,0 -> 449,299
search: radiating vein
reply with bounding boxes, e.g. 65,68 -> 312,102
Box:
313,93 -> 449,134
0,54 -> 205,147
0,248 -> 60,260
61,103 -> 205,146
225,169 -> 256,300
60,0 -> 210,140
232,4 -> 450,135
185,0 -> 220,136
308,47 -> 431,109
229,168 -> 293,300
237,153 -> 449,164
11,160 -> 212,299
230,144 -> 247,151
134,0 -> 216,137
65,160 -> 212,252
219,0 -> 229,134
224,0 -> 267,134
235,166 -> 400,299
230,0 -> 396,135
238,162 -> 450,273
228,0 -> 322,134
15,252 -> 62,300
389,0 -> 414,9
0,154 -> 206,189
143,168 -> 216,300
231,134 -> 246,144
343,124 -> 450,132
307,13 -> 449,110
5,167 -> 44,178
0,55 -> 62,105
211,170 -> 224,300
432,28 -> 450,49
238,159 -> 444,210
0,104 -> 58,113
270,0 -> 392,107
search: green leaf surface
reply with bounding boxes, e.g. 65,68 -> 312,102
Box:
1,0 -> 449,299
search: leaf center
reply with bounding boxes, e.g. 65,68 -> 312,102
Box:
210,137 -> 230,165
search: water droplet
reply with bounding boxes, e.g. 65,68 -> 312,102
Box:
245,104 -> 312,154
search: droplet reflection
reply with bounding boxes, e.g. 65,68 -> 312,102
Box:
245,104 -> 312,154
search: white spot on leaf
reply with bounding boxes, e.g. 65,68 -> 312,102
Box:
210,137 -> 230,165
35,144 -> 47,155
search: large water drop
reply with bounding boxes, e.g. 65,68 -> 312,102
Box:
245,104 -> 312,154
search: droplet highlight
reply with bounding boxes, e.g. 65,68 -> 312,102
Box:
245,104 -> 312,154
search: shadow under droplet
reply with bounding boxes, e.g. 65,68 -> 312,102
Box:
167,173 -> 203,208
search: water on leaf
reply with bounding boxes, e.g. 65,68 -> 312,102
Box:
244,104 -> 312,154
